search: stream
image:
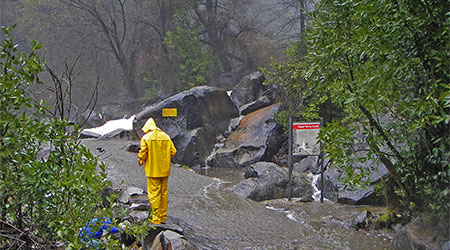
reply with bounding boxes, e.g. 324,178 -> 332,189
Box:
81,139 -> 394,249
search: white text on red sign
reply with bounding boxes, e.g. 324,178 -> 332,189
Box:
292,124 -> 320,130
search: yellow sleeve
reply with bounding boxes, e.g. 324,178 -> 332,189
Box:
170,139 -> 177,158
138,137 -> 148,161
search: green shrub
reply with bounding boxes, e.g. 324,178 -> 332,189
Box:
0,26 -> 123,249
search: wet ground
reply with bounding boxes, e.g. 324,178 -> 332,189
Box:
81,138 -> 394,250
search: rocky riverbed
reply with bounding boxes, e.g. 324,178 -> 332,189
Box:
81,138 -> 394,249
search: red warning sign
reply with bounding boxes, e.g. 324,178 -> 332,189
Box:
292,123 -> 320,130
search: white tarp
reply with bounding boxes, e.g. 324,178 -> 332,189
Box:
81,115 -> 135,138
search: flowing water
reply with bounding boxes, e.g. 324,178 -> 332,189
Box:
190,167 -> 393,250
82,139 -> 394,249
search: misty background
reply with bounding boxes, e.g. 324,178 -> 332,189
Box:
0,0 -> 313,119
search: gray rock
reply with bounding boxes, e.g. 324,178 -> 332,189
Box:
145,224 -> 188,250
126,143 -> 140,153
129,202 -> 151,211
127,187 -> 144,196
244,166 -> 259,178
80,129 -> 103,139
118,187 -> 145,204
149,231 -> 164,250
230,71 -> 266,108
342,210 -> 372,230
129,210 -> 149,224
100,100 -> 141,121
337,185 -> 383,205
322,215 -> 345,228
208,103 -> 284,168
232,162 -> 313,201
80,109 -> 103,128
229,117 -> 243,132
118,190 -> 131,204
293,156 -> 321,174
318,159 -> 389,205
214,71 -> 241,89
239,96 -> 272,116
173,127 -> 216,168
130,196 -> 149,204
392,213 -> 449,250
161,230 -> 197,250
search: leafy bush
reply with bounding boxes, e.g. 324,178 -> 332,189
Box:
0,26 -> 122,249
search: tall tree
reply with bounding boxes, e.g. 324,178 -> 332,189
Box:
264,0 -> 314,42
58,0 -> 145,98
188,0 -> 262,74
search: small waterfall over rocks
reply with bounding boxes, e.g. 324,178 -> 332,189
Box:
309,173 -> 324,202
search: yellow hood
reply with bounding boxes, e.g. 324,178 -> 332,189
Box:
142,118 -> 160,133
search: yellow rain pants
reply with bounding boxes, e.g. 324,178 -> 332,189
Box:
147,177 -> 169,224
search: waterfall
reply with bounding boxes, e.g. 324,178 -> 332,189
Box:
204,142 -> 225,168
309,173 -> 327,202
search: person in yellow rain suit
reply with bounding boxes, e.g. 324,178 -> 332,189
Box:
138,118 -> 176,224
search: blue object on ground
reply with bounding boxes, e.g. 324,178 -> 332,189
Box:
79,218 -> 119,242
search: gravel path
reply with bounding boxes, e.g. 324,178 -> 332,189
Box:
81,138 -> 392,250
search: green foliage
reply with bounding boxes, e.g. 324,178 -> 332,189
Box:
0,26 -> 125,248
307,0 -> 449,214
266,0 -> 449,215
164,11 -> 219,90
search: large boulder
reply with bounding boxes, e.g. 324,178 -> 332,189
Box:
232,162 -> 313,201
134,86 -> 239,167
207,103 -> 284,168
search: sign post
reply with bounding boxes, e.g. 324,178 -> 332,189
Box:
319,118 -> 324,202
288,117 -> 293,201
288,119 -> 323,202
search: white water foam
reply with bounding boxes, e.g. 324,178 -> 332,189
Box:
309,173 -> 329,202
265,205 -> 298,222
201,178 -> 226,200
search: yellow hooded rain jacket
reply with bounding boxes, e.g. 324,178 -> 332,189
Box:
138,118 -> 177,177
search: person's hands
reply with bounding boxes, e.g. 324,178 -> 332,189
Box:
138,159 -> 143,166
